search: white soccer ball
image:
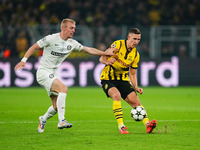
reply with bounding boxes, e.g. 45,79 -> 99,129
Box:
131,106 -> 147,121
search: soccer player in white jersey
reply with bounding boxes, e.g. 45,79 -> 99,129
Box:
14,18 -> 117,133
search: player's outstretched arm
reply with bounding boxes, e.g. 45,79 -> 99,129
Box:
99,55 -> 116,65
99,47 -> 118,65
82,46 -> 117,56
14,43 -> 40,71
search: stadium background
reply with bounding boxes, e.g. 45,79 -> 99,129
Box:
0,0 -> 200,87
1,1 -> 200,150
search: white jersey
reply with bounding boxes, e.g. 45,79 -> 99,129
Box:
37,33 -> 83,69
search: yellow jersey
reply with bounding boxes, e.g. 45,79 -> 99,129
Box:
100,40 -> 140,81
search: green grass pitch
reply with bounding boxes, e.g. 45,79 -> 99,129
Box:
0,87 -> 200,150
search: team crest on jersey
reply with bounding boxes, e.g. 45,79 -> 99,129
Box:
128,56 -> 133,62
67,45 -> 72,50
49,74 -> 54,78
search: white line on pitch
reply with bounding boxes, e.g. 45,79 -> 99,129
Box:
0,120 -> 199,124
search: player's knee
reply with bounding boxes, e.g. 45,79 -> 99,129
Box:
135,101 -> 141,106
111,93 -> 121,100
60,86 -> 68,93
132,100 -> 141,107
53,105 -> 57,111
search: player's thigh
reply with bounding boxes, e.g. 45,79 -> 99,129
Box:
125,91 -> 141,108
51,78 -> 68,93
36,69 -> 57,92
101,80 -> 121,100
108,87 -> 121,100
117,81 -> 135,100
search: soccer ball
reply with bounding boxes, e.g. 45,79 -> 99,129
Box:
131,106 -> 147,121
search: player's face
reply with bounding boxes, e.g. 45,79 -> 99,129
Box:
127,33 -> 141,49
63,22 -> 76,38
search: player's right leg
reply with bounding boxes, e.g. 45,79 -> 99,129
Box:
50,78 -> 73,129
37,105 -> 57,133
36,69 -> 60,133
37,116 -> 46,133
101,80 -> 129,134
119,126 -> 129,134
108,87 -> 129,134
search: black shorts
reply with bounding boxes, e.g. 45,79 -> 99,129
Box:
101,80 -> 135,100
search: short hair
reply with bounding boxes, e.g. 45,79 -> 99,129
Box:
128,28 -> 141,34
60,18 -> 76,29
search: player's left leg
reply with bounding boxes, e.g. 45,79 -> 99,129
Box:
146,119 -> 157,133
50,79 -> 73,129
125,91 -> 157,133
56,92 -> 73,129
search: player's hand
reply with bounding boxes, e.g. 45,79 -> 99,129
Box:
14,62 -> 26,71
106,57 -> 116,65
105,48 -> 118,56
135,87 -> 143,95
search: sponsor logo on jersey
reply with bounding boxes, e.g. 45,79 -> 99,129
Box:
51,51 -> 67,57
116,58 -> 129,67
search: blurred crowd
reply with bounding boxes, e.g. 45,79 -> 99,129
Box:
1,0 -> 200,27
0,0 -> 200,58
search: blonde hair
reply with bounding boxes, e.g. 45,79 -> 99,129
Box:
60,18 -> 76,29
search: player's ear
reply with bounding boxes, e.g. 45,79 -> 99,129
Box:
127,35 -> 130,39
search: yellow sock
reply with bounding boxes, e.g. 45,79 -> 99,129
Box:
140,105 -> 150,126
113,101 -> 124,129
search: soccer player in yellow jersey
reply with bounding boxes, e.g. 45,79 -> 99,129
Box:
99,28 -> 157,134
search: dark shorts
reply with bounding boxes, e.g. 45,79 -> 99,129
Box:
101,80 -> 135,100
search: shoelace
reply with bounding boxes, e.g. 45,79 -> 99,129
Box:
121,127 -> 126,131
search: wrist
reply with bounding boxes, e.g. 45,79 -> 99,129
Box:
21,57 -> 28,63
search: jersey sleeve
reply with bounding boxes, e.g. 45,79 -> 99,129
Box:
131,51 -> 140,69
110,40 -> 121,50
74,40 -> 83,52
37,34 -> 52,48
